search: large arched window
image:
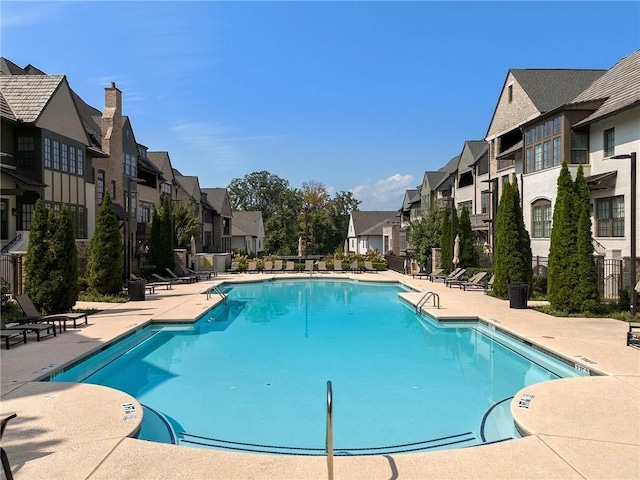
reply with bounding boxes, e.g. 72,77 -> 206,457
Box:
532,199 -> 552,238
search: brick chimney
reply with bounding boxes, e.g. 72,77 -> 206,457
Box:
101,82 -> 123,157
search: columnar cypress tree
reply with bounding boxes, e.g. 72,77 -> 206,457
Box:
24,199 -> 51,309
149,204 -> 162,268
493,178 -> 533,298
42,206 -> 79,313
86,193 -> 123,294
458,204 -> 474,268
573,165 -> 600,312
548,162 -> 578,311
149,195 -> 175,273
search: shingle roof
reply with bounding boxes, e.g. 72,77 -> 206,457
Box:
201,188 -> 229,215
0,91 -> 17,121
0,75 -> 64,123
439,155 -> 460,174
232,211 -> 263,237
70,89 -> 103,148
510,69 -> 606,113
423,171 -> 449,191
351,211 -> 397,236
1,167 -> 47,187
458,140 -> 488,171
148,152 -> 172,177
570,50 -> 640,127
0,57 -> 27,75
174,172 -> 201,201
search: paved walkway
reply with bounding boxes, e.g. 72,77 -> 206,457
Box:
1,271 -> 639,479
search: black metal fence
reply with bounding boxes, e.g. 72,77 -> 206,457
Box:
596,257 -> 623,301
0,253 -> 21,295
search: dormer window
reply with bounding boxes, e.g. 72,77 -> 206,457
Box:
507,84 -> 513,103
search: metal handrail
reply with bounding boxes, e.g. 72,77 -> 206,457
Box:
207,285 -> 227,303
326,381 -> 333,480
0,233 -> 21,254
416,292 -> 439,313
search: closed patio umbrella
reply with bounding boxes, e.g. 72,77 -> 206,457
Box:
344,239 -> 349,256
190,235 -> 197,269
452,234 -> 460,268
298,236 -> 304,259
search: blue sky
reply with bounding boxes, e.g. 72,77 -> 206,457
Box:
2,1 -> 639,210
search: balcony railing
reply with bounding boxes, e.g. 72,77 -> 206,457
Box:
470,213 -> 490,229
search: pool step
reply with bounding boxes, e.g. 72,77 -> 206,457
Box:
178,431 -> 477,456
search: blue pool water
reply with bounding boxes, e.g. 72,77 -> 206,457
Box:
51,279 -> 584,455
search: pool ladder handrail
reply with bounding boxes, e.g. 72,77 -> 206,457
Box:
326,380 -> 333,480
207,285 -> 228,303
416,291 -> 439,313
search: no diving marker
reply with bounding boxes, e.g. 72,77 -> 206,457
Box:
518,393 -> 535,409
122,403 -> 137,420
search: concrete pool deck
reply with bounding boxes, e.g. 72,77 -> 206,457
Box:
1,270 -> 639,479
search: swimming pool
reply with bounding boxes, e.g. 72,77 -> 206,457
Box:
51,279 -> 585,455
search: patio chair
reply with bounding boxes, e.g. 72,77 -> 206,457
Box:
247,261 -> 258,273
1,318 -> 56,342
166,267 -> 198,283
273,259 -> 283,272
15,294 -> 88,333
317,261 -> 329,273
333,259 -> 344,273
443,268 -> 467,286
429,267 -> 462,282
263,260 -> 273,274
284,261 -> 296,273
350,260 -> 361,273
1,413 -> 17,480
228,262 -> 240,274
304,259 -> 314,273
152,273 -> 180,287
449,271 -> 487,288
364,261 -> 377,273
0,328 -> 27,350
462,274 -> 494,291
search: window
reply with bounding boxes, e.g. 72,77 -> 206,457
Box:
69,146 -> 76,174
0,199 -> 7,240
553,137 -> 561,166
44,138 -> 52,168
97,170 -> 105,205
61,143 -> 68,172
532,200 -> 552,238
524,115 -> 563,173
77,149 -> 84,176
111,181 -> 116,199
570,133 -> 588,164
53,141 -> 60,170
604,128 -> 615,157
596,196 -> 624,237
21,203 -> 34,230
481,191 -> 490,214
507,85 -> 513,102
161,182 -> 171,195
17,137 -> 36,166
77,207 -> 85,238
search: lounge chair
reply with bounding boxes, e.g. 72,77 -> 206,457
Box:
462,274 -> 494,291
284,261 -> 296,273
419,268 -> 442,280
1,413 -> 17,480
1,318 -> 56,342
152,273 -> 180,287
263,260 -> 273,274
14,294 -> 88,332
304,260 -> 314,273
0,328 -> 27,350
273,259 -> 283,272
166,267 -> 198,283
628,323 -> 640,347
180,265 -> 214,281
317,261 -> 329,273
449,271 -> 487,288
132,273 -> 171,291
333,259 -> 344,272
228,262 -> 240,274
364,261 -> 377,273
246,261 -> 258,273
350,260 -> 361,273
429,267 -> 462,282
443,269 -> 467,286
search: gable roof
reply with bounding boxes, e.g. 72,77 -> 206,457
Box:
201,188 -> 231,216
351,211 -> 398,236
0,57 -> 26,75
439,154 -> 460,174
570,50 -> 640,127
0,74 -> 65,123
231,211 -> 263,237
174,172 -> 201,201
510,69 -> 605,113
458,140 -> 488,172
0,91 -> 17,121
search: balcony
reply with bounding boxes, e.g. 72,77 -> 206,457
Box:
470,213 -> 490,230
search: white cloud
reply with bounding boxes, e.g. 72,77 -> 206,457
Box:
350,173 -> 414,211
0,2 -> 65,28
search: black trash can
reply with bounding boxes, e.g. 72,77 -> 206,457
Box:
508,282 -> 529,309
128,279 -> 146,301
